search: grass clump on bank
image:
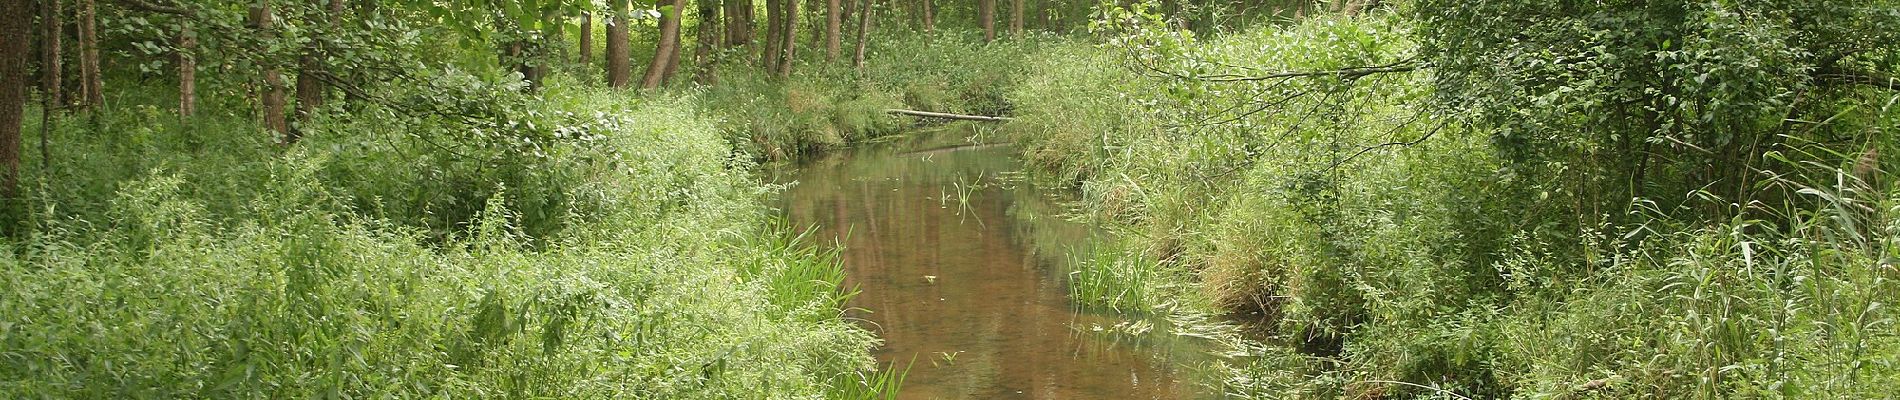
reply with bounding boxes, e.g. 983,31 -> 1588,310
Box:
1009,6 -> 1899,399
1,80 -> 885,398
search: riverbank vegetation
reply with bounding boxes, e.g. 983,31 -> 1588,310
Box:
1,0 -> 1895,398
0,0 -> 1053,396
1012,2 -> 1898,398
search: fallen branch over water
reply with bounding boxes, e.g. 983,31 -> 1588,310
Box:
885,109 -> 1013,122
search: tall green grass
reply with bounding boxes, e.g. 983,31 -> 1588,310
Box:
0,78 -> 893,397
1008,12 -> 1900,399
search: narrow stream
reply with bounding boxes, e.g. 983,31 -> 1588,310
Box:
778,128 -> 1211,399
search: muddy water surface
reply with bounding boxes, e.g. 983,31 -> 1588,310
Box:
778,129 -> 1211,399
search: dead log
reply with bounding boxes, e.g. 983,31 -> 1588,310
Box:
885,109 -> 1012,122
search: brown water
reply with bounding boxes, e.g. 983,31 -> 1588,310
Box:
778,129 -> 1210,399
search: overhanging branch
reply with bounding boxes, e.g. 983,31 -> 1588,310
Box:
1199,59 -> 1422,82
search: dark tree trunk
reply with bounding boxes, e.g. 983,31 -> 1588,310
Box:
640,0 -> 686,89
725,0 -> 752,48
777,0 -> 796,77
290,0 -> 345,143
1,0 -> 28,196
579,13 -> 592,64
693,0 -> 719,84
40,0 -> 60,168
763,0 -> 781,71
606,0 -> 632,88
40,0 -> 60,108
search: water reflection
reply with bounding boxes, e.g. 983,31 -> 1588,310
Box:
778,129 -> 1207,399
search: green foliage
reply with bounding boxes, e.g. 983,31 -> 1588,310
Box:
693,31 -> 1045,161
2,81 -> 883,398
1011,7 -> 1900,399
1414,0 -> 1900,223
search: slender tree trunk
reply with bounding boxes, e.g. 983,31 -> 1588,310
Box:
851,0 -> 871,70
762,0 -> 781,71
579,13 -> 592,64
76,0 -> 100,107
290,0 -> 345,142
824,0 -> 840,61
777,0 -> 796,78
693,0 -> 719,84
1,0 -> 28,197
640,0 -> 685,89
606,0 -> 632,88
251,1 -> 289,139
41,0 -> 60,108
177,23 -> 195,119
1009,0 -> 1022,37
725,0 -> 751,47
40,0 -> 60,168
979,0 -> 995,42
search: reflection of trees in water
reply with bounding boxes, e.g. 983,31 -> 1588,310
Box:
776,129 -> 1205,399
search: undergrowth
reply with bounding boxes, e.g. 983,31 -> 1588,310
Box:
1,79 -> 890,397
1009,10 -> 1900,399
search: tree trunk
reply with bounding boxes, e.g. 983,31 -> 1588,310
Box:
979,0 -> 994,42
777,0 -> 796,78
851,0 -> 871,70
76,0 -> 100,107
177,23 -> 195,119
824,0 -> 840,61
661,38 -> 681,85
762,0 -> 781,71
693,0 -> 719,84
1008,0 -> 1022,37
251,1 -> 289,139
640,0 -> 685,89
41,0 -> 60,108
725,0 -> 751,48
921,0 -> 932,32
290,0 -> 345,143
40,0 -> 61,169
578,13 -> 592,64
1,0 -> 28,197
606,0 -> 632,88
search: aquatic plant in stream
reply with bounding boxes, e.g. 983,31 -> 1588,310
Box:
1067,241 -> 1159,312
